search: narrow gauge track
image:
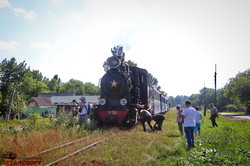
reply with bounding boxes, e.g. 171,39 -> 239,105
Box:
31,136 -> 106,165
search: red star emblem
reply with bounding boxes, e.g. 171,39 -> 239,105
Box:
110,80 -> 118,87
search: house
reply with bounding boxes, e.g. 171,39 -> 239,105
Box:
26,97 -> 56,117
27,97 -> 54,107
26,94 -> 100,117
51,95 -> 100,113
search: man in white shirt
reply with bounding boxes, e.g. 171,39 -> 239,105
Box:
78,96 -> 89,126
181,100 -> 196,149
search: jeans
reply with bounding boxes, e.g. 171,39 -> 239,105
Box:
78,114 -> 88,125
184,127 -> 195,148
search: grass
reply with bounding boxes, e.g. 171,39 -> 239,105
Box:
0,109 -> 250,165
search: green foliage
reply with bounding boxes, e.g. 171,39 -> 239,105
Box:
176,117 -> 250,166
61,79 -> 85,95
47,74 -> 61,92
0,58 -> 28,115
224,69 -> 250,109
52,110 -> 78,129
225,104 -> 237,112
84,82 -> 99,95
126,60 -> 137,67
27,112 -> 41,126
171,95 -> 189,106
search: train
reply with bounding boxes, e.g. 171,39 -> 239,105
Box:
93,46 -> 168,127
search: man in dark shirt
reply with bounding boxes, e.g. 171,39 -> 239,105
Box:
209,103 -> 219,127
139,109 -> 154,132
152,114 -> 165,130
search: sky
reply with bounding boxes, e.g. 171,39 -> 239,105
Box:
0,0 -> 249,97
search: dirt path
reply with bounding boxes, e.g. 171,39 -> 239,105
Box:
219,113 -> 250,121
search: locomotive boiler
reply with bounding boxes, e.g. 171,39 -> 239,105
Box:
93,46 -> 168,127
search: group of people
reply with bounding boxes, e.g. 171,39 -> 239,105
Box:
176,100 -> 219,149
72,96 -> 166,130
72,97 -> 219,150
139,109 -> 166,132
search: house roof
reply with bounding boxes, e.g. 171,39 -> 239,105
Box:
51,95 -> 100,105
28,97 -> 54,107
38,93 -> 75,98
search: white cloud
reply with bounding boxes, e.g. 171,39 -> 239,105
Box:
0,41 -> 19,49
56,11 -> 86,25
0,0 -> 10,8
13,7 -> 38,20
30,42 -> 51,49
24,10 -> 38,20
13,7 -> 26,15
50,0 -> 64,5
48,11 -> 53,15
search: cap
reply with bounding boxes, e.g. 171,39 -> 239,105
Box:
79,96 -> 86,100
176,104 -> 181,108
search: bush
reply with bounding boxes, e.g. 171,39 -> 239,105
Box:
225,104 -> 237,112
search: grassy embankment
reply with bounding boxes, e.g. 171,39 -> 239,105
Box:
0,109 -> 250,165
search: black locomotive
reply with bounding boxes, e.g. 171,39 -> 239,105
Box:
93,46 -> 168,127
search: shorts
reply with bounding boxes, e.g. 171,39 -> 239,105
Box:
178,122 -> 183,132
195,122 -> 201,131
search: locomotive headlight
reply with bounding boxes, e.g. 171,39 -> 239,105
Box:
107,56 -> 121,69
99,98 -> 106,105
120,98 -> 127,106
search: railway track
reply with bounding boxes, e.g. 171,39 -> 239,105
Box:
31,136 -> 106,165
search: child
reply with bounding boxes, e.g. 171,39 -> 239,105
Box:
194,106 -> 202,135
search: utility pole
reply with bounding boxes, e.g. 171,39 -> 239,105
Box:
214,64 -> 217,106
7,82 -> 17,121
204,83 -> 206,116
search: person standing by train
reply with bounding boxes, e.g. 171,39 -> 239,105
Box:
209,103 -> 218,127
139,109 -> 154,132
78,96 -> 90,126
176,104 -> 184,136
181,100 -> 196,150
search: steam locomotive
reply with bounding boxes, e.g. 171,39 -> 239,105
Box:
93,46 -> 168,127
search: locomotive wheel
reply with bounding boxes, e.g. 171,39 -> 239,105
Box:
92,109 -> 103,127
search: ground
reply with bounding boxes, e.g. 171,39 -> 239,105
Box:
219,112 -> 250,121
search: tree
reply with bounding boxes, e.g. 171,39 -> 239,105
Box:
48,74 -> 62,93
18,69 -> 50,99
61,79 -> 85,95
126,60 -> 137,67
189,94 -> 200,107
224,69 -> 250,112
0,58 -> 28,116
173,95 -> 189,106
168,96 -> 174,107
84,82 -> 99,95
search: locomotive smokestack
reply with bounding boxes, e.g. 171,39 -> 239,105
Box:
111,45 -> 125,61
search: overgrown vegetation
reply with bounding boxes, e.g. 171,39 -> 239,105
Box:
176,119 -> 250,165
0,108 -> 249,165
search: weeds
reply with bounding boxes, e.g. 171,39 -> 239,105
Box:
176,117 -> 250,166
0,109 -> 249,165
